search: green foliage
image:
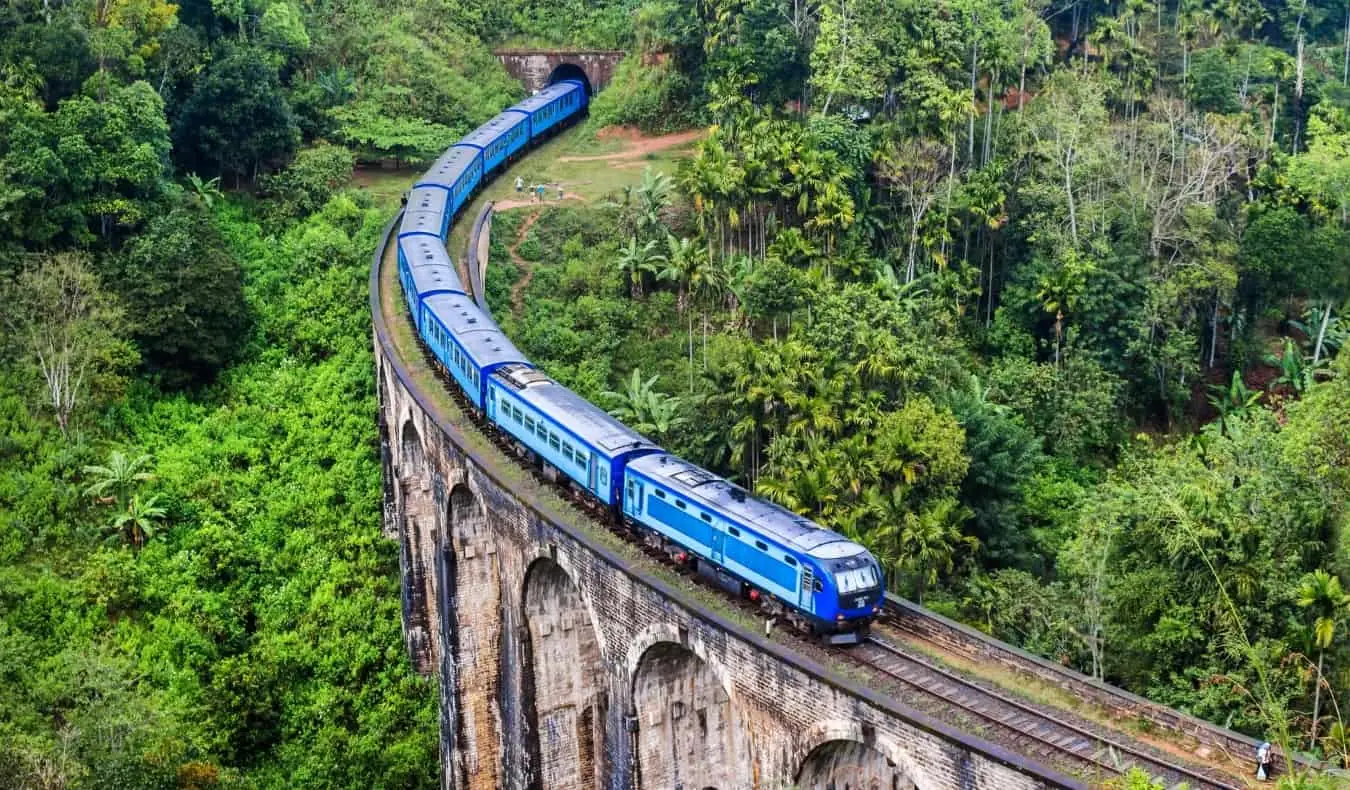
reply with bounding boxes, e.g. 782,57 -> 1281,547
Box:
589,56 -> 698,132
108,204 -> 250,387
0,80 -> 170,246
258,144 -> 356,222
173,46 -> 300,183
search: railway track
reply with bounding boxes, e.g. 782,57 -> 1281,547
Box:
386,228 -> 1273,790
852,634 -> 1244,789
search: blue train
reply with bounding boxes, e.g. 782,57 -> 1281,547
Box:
395,77 -> 884,643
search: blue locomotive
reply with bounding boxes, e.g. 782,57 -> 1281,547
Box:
394,77 -> 884,643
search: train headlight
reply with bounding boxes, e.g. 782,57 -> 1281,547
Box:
835,614 -> 844,621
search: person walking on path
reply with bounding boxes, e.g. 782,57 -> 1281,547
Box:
535,183 -> 546,203
514,175 -> 523,193
557,183 -> 564,201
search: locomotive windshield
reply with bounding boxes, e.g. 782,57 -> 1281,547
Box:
834,566 -> 879,594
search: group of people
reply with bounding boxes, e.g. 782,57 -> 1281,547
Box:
515,175 -> 563,202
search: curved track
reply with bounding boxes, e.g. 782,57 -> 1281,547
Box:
380,109 -> 1291,789
852,635 -> 1243,789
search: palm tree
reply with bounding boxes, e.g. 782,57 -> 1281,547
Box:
83,450 -> 156,511
616,236 -> 661,299
878,491 -> 976,604
107,494 -> 167,550
1297,569 -> 1348,747
658,234 -> 709,315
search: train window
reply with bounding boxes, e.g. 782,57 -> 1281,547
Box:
700,513 -> 711,523
785,556 -> 797,567
524,416 -> 535,432
549,434 -> 561,451
654,490 -> 665,500
599,469 -> 608,485
536,423 -> 547,440
676,500 -> 686,510
813,579 -> 823,592
755,540 -> 768,551
728,526 -> 739,537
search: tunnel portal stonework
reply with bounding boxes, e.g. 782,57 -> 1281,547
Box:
373,227 -> 1075,790
494,49 -> 625,95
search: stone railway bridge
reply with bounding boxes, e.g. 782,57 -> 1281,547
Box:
372,205 -> 1083,790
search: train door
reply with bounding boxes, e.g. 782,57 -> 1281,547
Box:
710,527 -> 724,565
800,567 -> 815,613
486,386 -> 497,421
624,478 -> 644,519
587,454 -> 597,498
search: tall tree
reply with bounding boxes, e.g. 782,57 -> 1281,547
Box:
0,254 -> 136,436
173,45 -> 299,184
109,205 -> 250,387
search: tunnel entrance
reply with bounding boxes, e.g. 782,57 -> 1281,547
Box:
547,62 -> 593,97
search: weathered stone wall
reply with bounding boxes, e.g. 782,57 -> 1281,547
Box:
493,50 -> 625,94
372,316 -> 1083,790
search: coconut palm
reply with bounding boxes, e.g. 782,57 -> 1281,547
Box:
83,450 -> 156,511
1297,569 -> 1348,746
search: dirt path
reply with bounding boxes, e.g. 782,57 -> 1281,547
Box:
558,129 -> 702,162
494,194 -> 587,211
508,210 -> 543,318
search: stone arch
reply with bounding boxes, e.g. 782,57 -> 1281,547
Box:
399,416 -> 427,478
631,641 -> 742,790
547,62 -> 592,97
397,419 -> 435,673
442,483 -> 503,787
624,623 -> 735,706
521,558 -> 607,789
793,721 -> 927,790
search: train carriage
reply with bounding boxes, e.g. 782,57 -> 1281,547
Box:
459,111 -> 531,175
511,80 -> 588,140
403,186 -> 451,239
487,364 -> 660,505
397,235 -> 464,327
416,145 -> 483,220
420,294 -> 530,409
399,209 -> 444,243
623,454 -> 884,643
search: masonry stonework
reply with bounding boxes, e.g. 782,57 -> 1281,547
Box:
493,50 -> 625,94
373,308 -> 1081,790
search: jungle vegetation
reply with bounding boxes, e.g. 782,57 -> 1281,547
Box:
0,0 -> 1348,786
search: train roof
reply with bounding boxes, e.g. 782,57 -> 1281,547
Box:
494,364 -> 660,456
399,235 -> 452,268
511,81 -> 583,114
410,262 -> 462,297
627,454 -> 865,559
407,185 -> 449,215
416,145 -> 479,189
422,293 -> 528,369
399,210 -> 443,238
459,111 -> 529,150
